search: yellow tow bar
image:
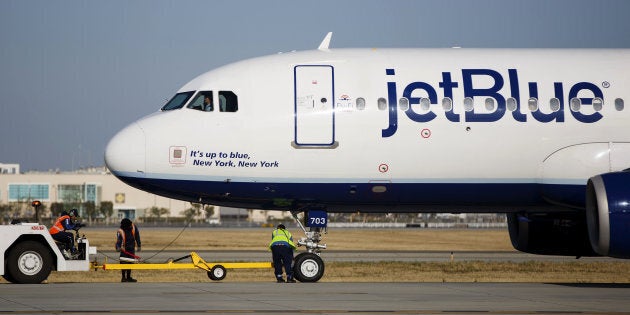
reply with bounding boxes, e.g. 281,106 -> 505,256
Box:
99,252 -> 272,281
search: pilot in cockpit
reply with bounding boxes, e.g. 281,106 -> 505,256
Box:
203,95 -> 213,111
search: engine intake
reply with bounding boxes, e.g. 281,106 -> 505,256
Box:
586,171 -> 630,258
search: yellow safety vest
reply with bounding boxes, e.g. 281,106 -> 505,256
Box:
268,228 -> 297,250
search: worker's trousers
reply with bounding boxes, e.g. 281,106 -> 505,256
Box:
271,245 -> 294,280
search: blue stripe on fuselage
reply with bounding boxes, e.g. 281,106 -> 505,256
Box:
113,174 -> 585,212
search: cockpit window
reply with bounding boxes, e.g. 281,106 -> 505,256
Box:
187,91 -> 214,112
161,91 -> 194,111
219,91 -> 238,112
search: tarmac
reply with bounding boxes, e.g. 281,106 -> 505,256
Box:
1,282 -> 630,314
1,250 -> 625,314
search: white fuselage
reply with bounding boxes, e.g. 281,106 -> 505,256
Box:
105,48 -> 630,212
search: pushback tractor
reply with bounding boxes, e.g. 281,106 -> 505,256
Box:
1,222 -> 97,284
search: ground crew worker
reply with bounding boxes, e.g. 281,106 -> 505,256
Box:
268,224 -> 297,283
49,209 -> 82,258
116,218 -> 141,282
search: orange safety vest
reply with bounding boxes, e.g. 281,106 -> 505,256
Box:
49,215 -> 70,235
116,223 -> 136,249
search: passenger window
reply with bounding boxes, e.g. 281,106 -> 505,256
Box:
506,97 -> 517,112
420,98 -> 431,111
441,97 -> 453,111
528,98 -> 538,111
485,98 -> 495,111
187,91 -> 213,112
219,91 -> 238,112
549,98 -> 560,112
377,98 -> 387,110
570,97 -> 581,112
593,97 -> 603,112
356,97 -> 366,110
161,91 -> 195,111
398,98 -> 409,111
463,97 -> 474,112
615,98 -> 624,111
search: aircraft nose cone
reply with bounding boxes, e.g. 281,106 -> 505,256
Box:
105,122 -> 146,175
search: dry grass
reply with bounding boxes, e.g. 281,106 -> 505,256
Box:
85,227 -> 515,251
4,228 -> 630,283
326,261 -> 630,283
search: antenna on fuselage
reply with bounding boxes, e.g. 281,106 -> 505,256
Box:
318,32 -> 333,51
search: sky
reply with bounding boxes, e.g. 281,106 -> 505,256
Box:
1,0 -> 630,172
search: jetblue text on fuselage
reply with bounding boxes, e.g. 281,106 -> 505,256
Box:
382,68 -> 605,137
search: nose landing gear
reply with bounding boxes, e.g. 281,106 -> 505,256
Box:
291,211 -> 327,282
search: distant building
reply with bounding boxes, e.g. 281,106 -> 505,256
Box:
0,163 -> 20,174
221,208 -> 293,224
0,166 -> 192,221
0,165 -> 294,224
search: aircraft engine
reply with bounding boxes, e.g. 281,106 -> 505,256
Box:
506,211 -> 596,257
586,171 -> 630,258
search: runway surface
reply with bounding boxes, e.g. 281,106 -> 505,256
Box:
2,251 -> 624,314
1,282 -> 629,314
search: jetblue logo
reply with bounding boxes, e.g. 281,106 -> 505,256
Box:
382,68 -> 605,137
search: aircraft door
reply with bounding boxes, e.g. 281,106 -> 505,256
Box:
293,65 -> 337,147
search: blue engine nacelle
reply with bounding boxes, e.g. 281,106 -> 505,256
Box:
586,171 -> 630,258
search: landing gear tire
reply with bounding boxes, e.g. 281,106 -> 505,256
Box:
6,241 -> 52,284
207,265 -> 226,281
293,252 -> 324,283
2,271 -> 16,284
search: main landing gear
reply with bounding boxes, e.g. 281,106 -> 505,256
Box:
291,211 -> 327,282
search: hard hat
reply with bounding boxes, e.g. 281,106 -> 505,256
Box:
68,209 -> 79,217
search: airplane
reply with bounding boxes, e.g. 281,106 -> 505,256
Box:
105,32 -> 630,282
